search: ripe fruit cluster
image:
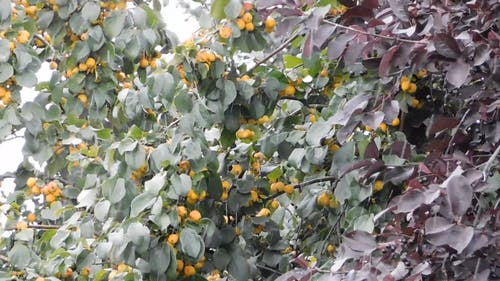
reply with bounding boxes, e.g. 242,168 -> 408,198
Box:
0,86 -> 12,106
26,177 -> 62,204
279,84 -> 296,97
130,162 -> 148,182
316,191 -> 339,208
236,128 -> 255,140
235,3 -> 255,32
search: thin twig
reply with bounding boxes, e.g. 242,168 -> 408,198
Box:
256,264 -> 282,275
245,33 -> 300,75
320,205 -> 345,256
322,20 -> 427,44
0,172 -> 16,181
482,144 -> 500,181
445,108 -> 471,155
6,224 -> 61,231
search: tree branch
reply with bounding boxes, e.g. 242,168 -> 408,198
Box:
482,144 -> 500,181
245,33 -> 300,75
0,255 -> 9,263
445,108 -> 470,155
322,19 -> 427,44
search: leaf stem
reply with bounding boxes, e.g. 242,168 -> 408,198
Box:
322,19 -> 427,44
482,143 -> 500,181
245,33 -> 300,75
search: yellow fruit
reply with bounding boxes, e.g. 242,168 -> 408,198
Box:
183,265 -> 196,277
49,61 -> 58,70
16,221 -> 28,231
219,25 -> 232,39
26,177 -> 37,188
242,12 -> 253,23
149,59 -> 158,69
316,192 -> 330,207
391,117 -> 400,127
78,63 -> 88,72
283,184 -> 294,195
222,180 -> 231,190
220,191 -> 228,201
373,180 -> 384,192
415,68 -> 428,79
270,181 -> 284,193
378,122 -> 387,133
235,18 -> 246,30
85,57 -> 96,68
257,115 -> 270,124
167,233 -> 179,245
63,268 -> 73,278
31,185 -> 41,195
230,164 -> 243,176
80,267 -> 90,277
45,193 -> 56,204
139,57 -> 149,68
256,207 -> 271,217
283,85 -> 296,96
207,52 -> 216,62
176,260 -> 184,271
234,226 -> 241,236
177,206 -> 187,217
329,144 -> 340,152
77,94 -> 88,104
407,82 -> 417,94
35,277 -> 45,281
400,76 -> 410,91
320,68 -> 328,77
250,189 -> 259,202
327,244 -> 336,255
245,22 -> 254,32
270,200 -> 280,209
410,98 -> 420,108
253,152 -> 265,162
189,210 -> 202,223
178,160 -> 190,172
264,17 -> 276,30
27,213 -> 36,222
16,30 -> 30,44
117,263 -> 129,273
329,198 -> 340,209
309,114 -> 317,123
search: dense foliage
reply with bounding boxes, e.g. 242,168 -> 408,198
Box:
0,0 -> 498,280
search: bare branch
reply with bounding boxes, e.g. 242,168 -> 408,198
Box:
482,144 -> 500,181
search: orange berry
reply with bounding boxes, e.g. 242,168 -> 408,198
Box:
264,17 -> 276,30
391,117 -> 400,127
176,260 -> 184,271
49,61 -> 58,70
256,208 -> 270,217
219,25 -> 232,39
27,213 -> 36,222
327,244 -> 336,255
283,184 -> 294,195
236,19 -> 245,30
85,57 -> 96,68
16,221 -> 28,231
167,233 -> 179,245
183,265 -> 196,277
230,164 -> 242,176
245,22 -> 254,32
270,200 -> 280,209
407,83 -> 417,94
26,177 -> 37,188
139,57 -> 149,68
283,85 -> 296,96
242,12 -> 253,23
45,193 -> 56,204
177,206 -> 187,217
373,180 -> 384,192
270,181 -> 284,193
316,192 -> 330,207
189,210 -> 202,223
378,122 -> 387,133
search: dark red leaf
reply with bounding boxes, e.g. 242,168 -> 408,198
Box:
446,58 -> 471,88
327,33 -> 356,59
367,18 -> 385,28
330,94 -> 371,125
473,44 -> 490,66
387,0 -> 409,22
384,166 -> 415,185
434,33 -> 461,59
362,0 -> 379,9
379,45 -> 400,76
426,115 -> 459,136
387,140 -> 411,160
446,175 -> 472,217
343,41 -> 367,70
343,231 -> 377,253
426,225 -> 474,253
303,32 -> 313,58
361,111 -> 384,130
255,0 -> 285,9
392,188 -> 425,213
313,24 -> 336,48
424,216 -> 453,234
341,6 -> 375,24
383,100 -> 400,123
364,141 -> 380,159
362,160 -> 386,180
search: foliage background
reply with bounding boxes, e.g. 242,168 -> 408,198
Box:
0,0 -> 498,280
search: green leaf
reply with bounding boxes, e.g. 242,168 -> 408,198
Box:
16,71 -> 37,87
130,192 -> 156,217
174,92 -> 193,113
0,0 -> 10,21
149,244 -> 172,274
170,173 -> 191,198
331,141 -> 356,174
0,63 -> 13,83
104,10 -> 126,39
95,128 -> 112,140
81,1 -> 100,22
0,40 -> 9,63
211,0 -> 230,20
223,80 -> 237,108
145,173 -> 166,195
94,200 -> 111,221
284,55 -> 303,69
228,252 -> 250,280
126,222 -> 150,253
180,228 -> 205,261
102,178 -> 126,203
8,243 -> 31,269
224,0 -> 242,19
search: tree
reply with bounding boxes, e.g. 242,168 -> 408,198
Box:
0,0 -> 499,280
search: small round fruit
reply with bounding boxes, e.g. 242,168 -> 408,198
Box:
242,12 -> 253,23
139,57 -> 149,68
407,83 -> 417,94
189,210 -> 202,223
327,244 -> 336,255
256,208 -> 271,217
183,265 -> 195,277
270,200 -> 280,209
264,17 -> 276,30
283,184 -> 294,195
219,25 -> 232,39
167,233 -> 179,245
49,61 -> 58,70
316,192 -> 330,207
391,117 -> 400,127
283,85 -> 296,96
26,177 -> 37,188
27,213 -> 36,222
177,206 -> 187,217
373,180 -> 384,192
176,260 -> 184,271
245,22 -> 254,32
230,164 -> 243,176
